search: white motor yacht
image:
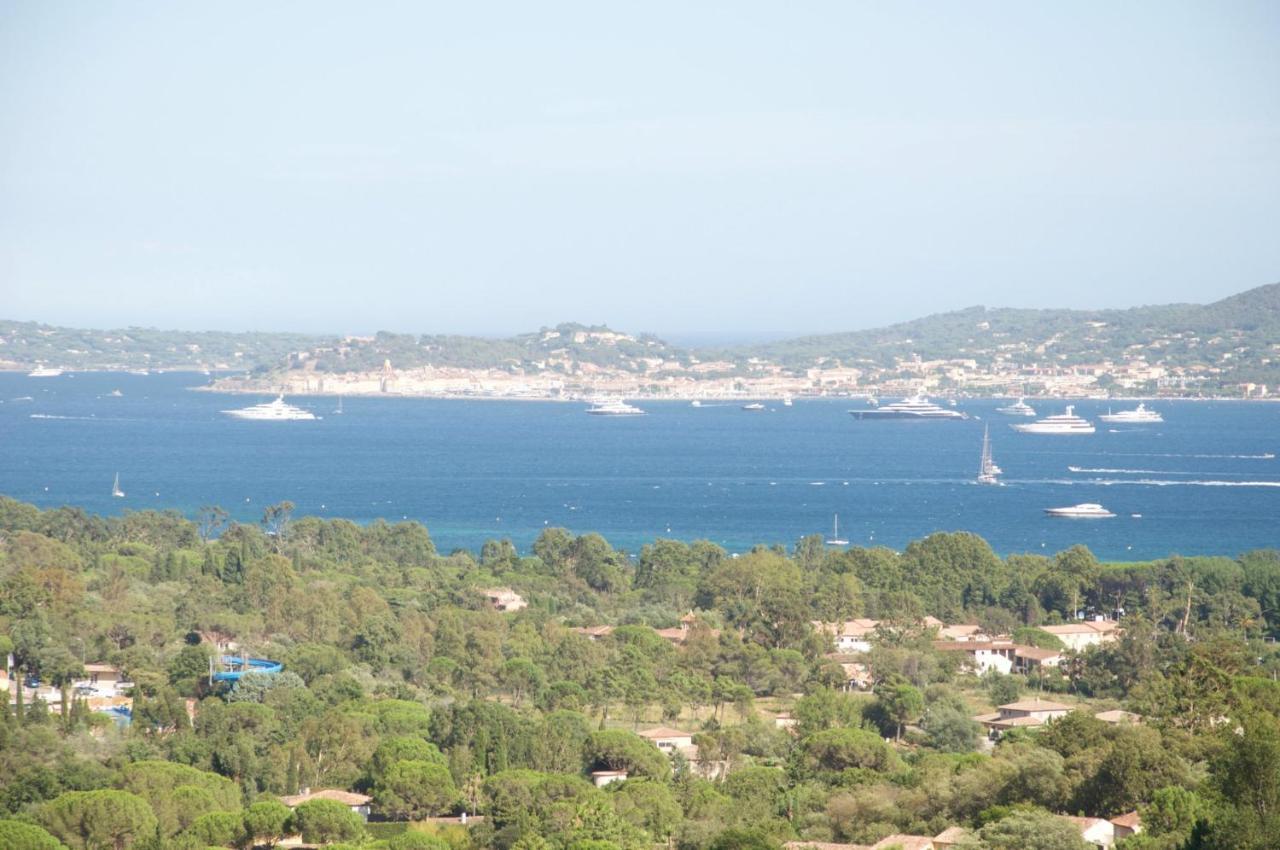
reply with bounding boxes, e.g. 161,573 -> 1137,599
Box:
586,399 -> 646,416
222,395 -> 317,421
27,367 -> 63,377
1099,403 -> 1163,424
1011,405 -> 1095,434
849,396 -> 967,420
742,402 -> 766,411
1044,503 -> 1116,518
995,398 -> 1036,416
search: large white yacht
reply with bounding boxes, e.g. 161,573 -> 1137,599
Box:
1011,405 -> 1095,434
849,396 -> 967,420
995,398 -> 1037,417
27,367 -> 63,377
1044,503 -> 1116,518
1099,403 -> 1163,424
222,395 -> 316,421
586,398 -> 646,416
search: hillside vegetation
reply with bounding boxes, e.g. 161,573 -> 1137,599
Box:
1,496 -> 1280,849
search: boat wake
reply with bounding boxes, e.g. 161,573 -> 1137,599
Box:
1095,451 -> 1276,460
1068,466 -> 1253,476
1057,478 -> 1280,488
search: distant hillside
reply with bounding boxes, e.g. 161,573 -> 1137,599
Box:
0,320 -> 327,372
727,282 -> 1280,381
3,283 -> 1278,390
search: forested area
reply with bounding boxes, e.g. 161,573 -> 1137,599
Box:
1,495 -> 1279,850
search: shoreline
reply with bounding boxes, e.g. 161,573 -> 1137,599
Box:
2,367 -> 1275,403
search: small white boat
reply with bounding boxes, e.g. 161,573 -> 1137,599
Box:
782,395 -> 794,407
111,473 -> 125,498
1044,503 -> 1115,518
826,514 -> 849,546
742,402 -> 766,411
977,426 -> 1002,485
334,396 -> 344,415
109,389 -> 123,397
690,400 -> 703,408
27,367 -> 63,377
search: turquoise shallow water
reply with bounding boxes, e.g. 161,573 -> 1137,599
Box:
1,371 -> 1277,559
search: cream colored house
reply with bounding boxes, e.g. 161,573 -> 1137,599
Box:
974,698 -> 1073,735
1063,815 -> 1115,848
1110,811 -> 1142,840
1037,621 -> 1120,652
637,726 -> 694,753
590,770 -> 629,787
481,587 -> 527,612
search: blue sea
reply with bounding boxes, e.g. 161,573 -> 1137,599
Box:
1,371 -> 1277,561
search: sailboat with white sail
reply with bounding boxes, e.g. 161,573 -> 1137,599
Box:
977,426 -> 1002,485
111,473 -> 125,498
826,514 -> 849,546
334,396 -> 344,415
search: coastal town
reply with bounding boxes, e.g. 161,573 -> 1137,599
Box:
201,323 -> 1271,402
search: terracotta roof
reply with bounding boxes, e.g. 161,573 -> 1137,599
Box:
1039,620 -> 1120,635
84,663 -> 122,674
637,727 -> 692,739
932,826 -> 969,843
280,789 -> 371,807
1110,811 -> 1141,828
1014,646 -> 1063,660
972,712 -> 1003,723
1094,709 -> 1142,724
999,698 -> 1072,712
937,624 -> 982,639
933,640 -> 1013,652
570,625 -> 614,638
813,618 -> 881,637
872,835 -> 934,850
996,715 -> 1049,727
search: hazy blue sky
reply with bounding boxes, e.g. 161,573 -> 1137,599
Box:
2,2 -> 1278,336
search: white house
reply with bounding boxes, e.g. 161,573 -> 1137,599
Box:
590,770 -> 629,787
932,640 -> 1015,675
812,619 -> 880,653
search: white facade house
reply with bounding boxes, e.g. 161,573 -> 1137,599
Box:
932,641 -> 1015,675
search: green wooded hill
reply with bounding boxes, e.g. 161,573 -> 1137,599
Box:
726,282 -> 1280,377
3,283 -> 1278,383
